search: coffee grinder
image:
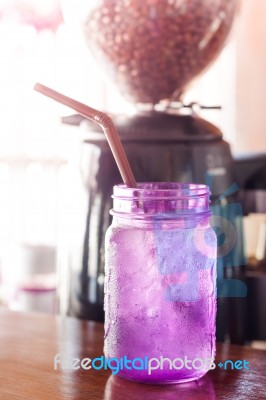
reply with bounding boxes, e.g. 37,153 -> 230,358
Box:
61,0 -> 265,343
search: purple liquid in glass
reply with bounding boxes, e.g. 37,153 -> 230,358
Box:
104,183 -> 217,384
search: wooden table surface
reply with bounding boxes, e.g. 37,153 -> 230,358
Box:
0,309 -> 265,400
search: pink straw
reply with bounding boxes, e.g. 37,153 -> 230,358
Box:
34,83 -> 137,188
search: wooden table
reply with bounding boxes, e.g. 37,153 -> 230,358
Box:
0,309 -> 265,400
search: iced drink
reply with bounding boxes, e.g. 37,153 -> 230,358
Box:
104,183 -> 217,384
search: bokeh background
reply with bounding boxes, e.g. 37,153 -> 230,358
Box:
0,0 -> 265,319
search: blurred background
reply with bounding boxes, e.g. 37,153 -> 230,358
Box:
0,0 -> 265,347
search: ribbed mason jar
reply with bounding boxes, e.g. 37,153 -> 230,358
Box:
104,182 -> 217,384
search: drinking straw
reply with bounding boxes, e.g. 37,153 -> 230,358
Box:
34,83 -> 137,188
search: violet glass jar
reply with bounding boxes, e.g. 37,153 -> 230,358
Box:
104,182 -> 217,384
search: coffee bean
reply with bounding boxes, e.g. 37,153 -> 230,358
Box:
83,0 -> 236,104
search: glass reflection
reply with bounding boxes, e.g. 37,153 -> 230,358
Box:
104,374 -> 216,400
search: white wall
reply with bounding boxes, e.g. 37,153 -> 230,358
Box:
236,0 -> 266,151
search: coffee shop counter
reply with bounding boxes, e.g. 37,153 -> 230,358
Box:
0,309 -> 265,400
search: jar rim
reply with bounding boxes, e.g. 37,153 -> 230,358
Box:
112,182 -> 211,216
113,182 -> 210,198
